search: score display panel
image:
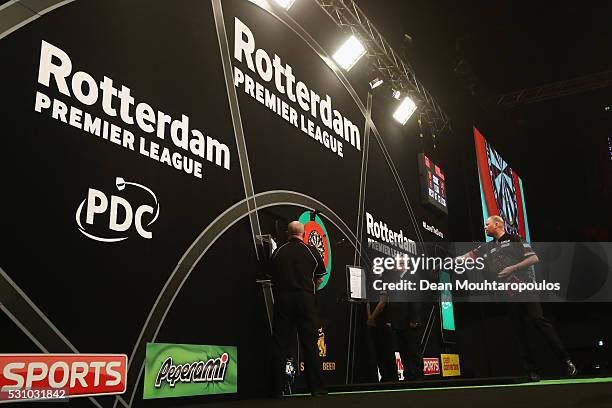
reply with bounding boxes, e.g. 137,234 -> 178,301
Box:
418,153 -> 448,215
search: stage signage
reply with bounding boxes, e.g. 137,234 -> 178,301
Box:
0,354 -> 127,400
76,176 -> 159,242
422,221 -> 444,239
423,357 -> 440,376
440,354 -> 460,377
300,324 -> 336,372
35,40 -> 231,179
232,17 -> 362,159
394,352 -> 405,380
143,343 -> 237,399
365,211 -> 418,259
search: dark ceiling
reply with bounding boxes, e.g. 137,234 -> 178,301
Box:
1,0 -> 609,237
355,0 -> 612,239
355,0 -> 612,94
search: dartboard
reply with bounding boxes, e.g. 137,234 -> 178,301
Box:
298,212 -> 333,290
308,230 -> 326,260
303,220 -> 329,266
486,142 -> 519,235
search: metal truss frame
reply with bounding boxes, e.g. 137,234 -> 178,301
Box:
315,0 -> 451,134
489,69 -> 612,108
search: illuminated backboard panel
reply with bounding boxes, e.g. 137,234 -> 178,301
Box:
474,127 -> 531,242
418,153 -> 448,215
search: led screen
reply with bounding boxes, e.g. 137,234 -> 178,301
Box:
474,127 -> 531,241
418,153 -> 448,214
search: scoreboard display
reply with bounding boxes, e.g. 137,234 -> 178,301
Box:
418,153 -> 448,214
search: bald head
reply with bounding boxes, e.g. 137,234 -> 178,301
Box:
488,215 -> 504,224
485,215 -> 505,239
287,221 -> 305,240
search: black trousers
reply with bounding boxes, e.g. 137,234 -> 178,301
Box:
369,323 -> 397,382
394,325 -> 423,379
507,302 -> 570,371
272,290 -> 324,394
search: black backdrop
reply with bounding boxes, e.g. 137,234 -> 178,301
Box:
3,0 -> 592,406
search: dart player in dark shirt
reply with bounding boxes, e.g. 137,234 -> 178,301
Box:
459,215 -> 576,381
270,221 -> 328,397
386,264 -> 423,380
367,269 -> 398,382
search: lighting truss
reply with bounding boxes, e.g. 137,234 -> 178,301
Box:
314,0 -> 451,133
487,69 -> 612,109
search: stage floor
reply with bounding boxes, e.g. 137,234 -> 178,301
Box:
191,377 -> 612,408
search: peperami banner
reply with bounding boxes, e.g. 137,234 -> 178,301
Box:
143,343 -> 237,399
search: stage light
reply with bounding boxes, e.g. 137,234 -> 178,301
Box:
598,340 -> 604,346
333,35 -> 366,71
369,77 -> 383,89
392,89 -> 401,100
273,0 -> 296,9
393,96 -> 417,125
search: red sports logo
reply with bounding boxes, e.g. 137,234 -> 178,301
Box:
0,354 -> 127,400
423,357 -> 440,376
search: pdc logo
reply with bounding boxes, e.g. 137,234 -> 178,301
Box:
76,177 -> 159,242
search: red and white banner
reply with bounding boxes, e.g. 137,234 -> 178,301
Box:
0,354 -> 127,400
422,357 -> 440,376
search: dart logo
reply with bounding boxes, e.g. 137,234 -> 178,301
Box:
298,211 -> 332,289
75,177 -> 159,242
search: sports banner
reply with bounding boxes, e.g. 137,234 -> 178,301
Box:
0,354 -> 127,401
422,357 -> 440,376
